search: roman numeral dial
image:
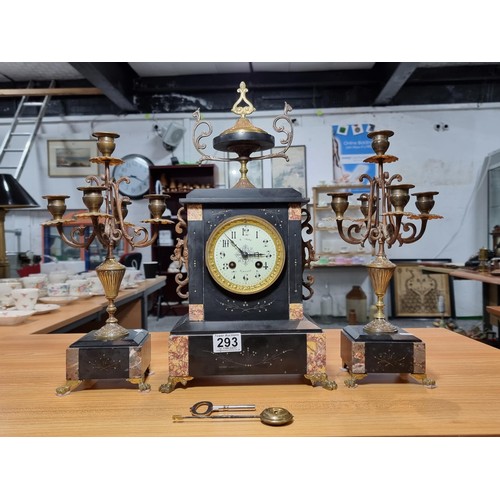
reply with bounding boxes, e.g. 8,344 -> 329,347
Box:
205,215 -> 285,295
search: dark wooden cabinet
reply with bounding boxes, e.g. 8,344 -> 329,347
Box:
148,164 -> 215,311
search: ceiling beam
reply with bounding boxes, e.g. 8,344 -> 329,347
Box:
0,87 -> 102,97
133,69 -> 380,93
373,62 -> 419,105
69,62 -> 137,112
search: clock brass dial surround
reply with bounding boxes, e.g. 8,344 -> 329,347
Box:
205,214 -> 286,295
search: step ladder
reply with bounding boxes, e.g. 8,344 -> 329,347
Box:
0,80 -> 55,179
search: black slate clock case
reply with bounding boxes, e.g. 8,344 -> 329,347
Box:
159,186 -> 337,391
183,187 -> 305,324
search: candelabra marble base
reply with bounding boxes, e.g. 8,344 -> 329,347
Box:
340,325 -> 436,388
56,329 -> 151,395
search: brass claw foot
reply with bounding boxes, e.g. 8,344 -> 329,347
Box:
55,379 -> 82,396
344,373 -> 367,388
138,381 -> 151,392
128,367 -> 151,392
127,377 -> 151,393
159,376 -> 194,393
409,373 -> 437,388
304,373 -> 337,390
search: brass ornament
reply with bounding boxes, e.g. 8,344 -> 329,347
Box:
327,130 -> 443,334
42,132 -> 172,340
192,81 -> 294,189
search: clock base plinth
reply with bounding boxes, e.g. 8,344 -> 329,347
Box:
56,329 -> 152,396
340,326 -> 436,388
161,316 -> 336,392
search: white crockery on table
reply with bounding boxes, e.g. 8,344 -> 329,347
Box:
66,279 -> 91,296
47,282 -> 70,297
0,283 -> 14,308
32,303 -> 61,315
27,273 -> 49,287
125,268 -> 142,282
0,279 -> 22,289
48,271 -> 69,283
11,288 -> 39,311
38,295 -> 79,305
21,276 -> 48,297
86,277 -> 104,295
0,309 -> 35,326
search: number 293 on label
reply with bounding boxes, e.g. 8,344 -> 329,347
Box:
213,333 -> 242,353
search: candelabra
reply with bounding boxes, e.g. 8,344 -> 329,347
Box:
328,130 -> 441,333
43,132 -> 171,341
328,130 -> 441,387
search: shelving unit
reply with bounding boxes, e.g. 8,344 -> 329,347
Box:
148,164 -> 215,312
311,184 -> 372,267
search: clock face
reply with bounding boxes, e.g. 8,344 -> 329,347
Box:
205,215 -> 286,295
113,154 -> 152,199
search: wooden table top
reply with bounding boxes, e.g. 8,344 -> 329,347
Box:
1,324 -> 499,437
487,305 -> 500,318
420,265 -> 500,285
0,276 -> 165,335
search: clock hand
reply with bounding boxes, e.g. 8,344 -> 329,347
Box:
224,235 -> 248,258
248,252 -> 266,257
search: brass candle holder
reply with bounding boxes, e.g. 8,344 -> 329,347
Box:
328,130 -> 442,388
43,132 -> 172,341
328,130 -> 442,334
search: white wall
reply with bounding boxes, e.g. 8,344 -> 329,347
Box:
2,102 -> 498,317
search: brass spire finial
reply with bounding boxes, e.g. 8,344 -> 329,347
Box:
231,81 -> 256,118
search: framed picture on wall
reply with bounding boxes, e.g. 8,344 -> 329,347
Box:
226,158 -> 263,188
389,259 -> 455,319
47,140 -> 99,177
271,145 -> 307,197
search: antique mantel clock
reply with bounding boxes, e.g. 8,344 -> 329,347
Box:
159,82 -> 336,392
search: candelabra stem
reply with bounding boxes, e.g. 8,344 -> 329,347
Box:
363,254 -> 398,334
93,257 -> 128,340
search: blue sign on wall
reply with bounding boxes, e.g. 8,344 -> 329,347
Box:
332,123 -> 376,186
